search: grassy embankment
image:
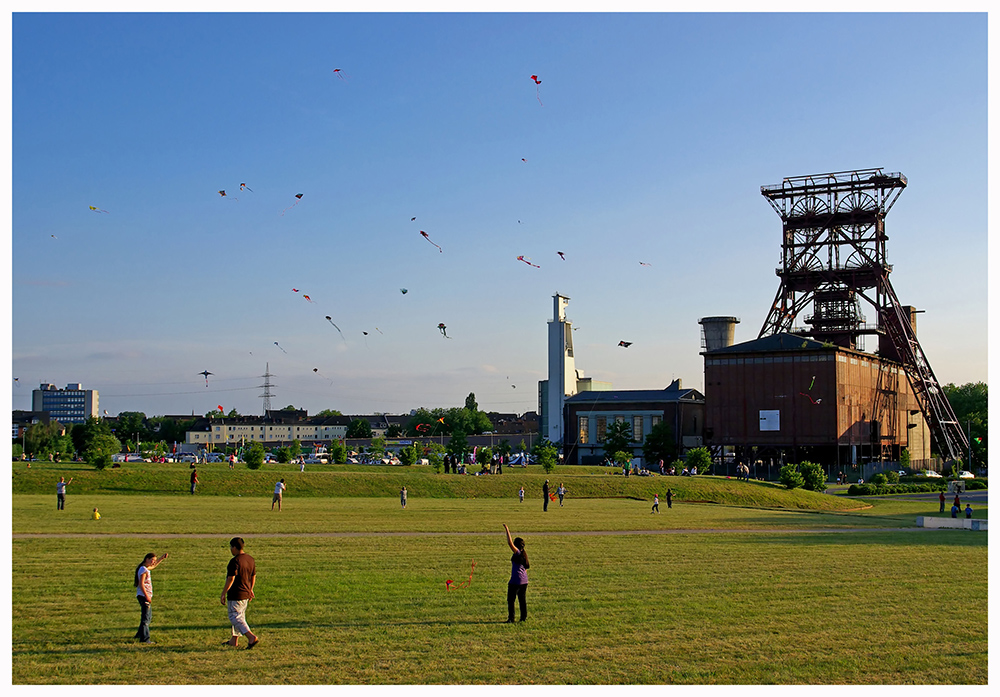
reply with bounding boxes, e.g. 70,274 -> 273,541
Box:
13,461 -> 870,510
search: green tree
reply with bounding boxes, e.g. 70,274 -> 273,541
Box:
602,420 -> 634,459
276,447 -> 291,464
798,460 -> 826,491
346,419 -> 373,439
385,423 -> 404,438
12,443 -> 23,459
779,463 -> 805,490
86,432 -> 121,470
426,443 -> 446,473
447,431 -> 469,461
328,440 -> 347,464
24,420 -> 63,458
148,417 -> 196,445
71,417 -> 115,459
943,382 -> 987,470
398,442 -> 420,466
477,446 -> 494,468
315,409 -> 343,417
537,443 -> 558,473
289,439 -> 302,460
518,439 -> 528,453
245,441 -> 265,470
369,437 -> 387,458
465,392 -> 478,413
900,448 -> 911,472
685,447 -> 712,475
226,408 -> 241,418
496,439 -> 512,459
642,421 -> 676,466
116,412 -> 150,443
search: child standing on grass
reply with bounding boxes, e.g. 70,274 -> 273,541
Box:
651,494 -> 659,513
519,486 -> 524,503
272,479 -> 286,511
134,551 -> 169,643
400,486 -> 407,509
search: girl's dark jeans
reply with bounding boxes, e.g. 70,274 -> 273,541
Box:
135,596 -> 151,641
507,583 -> 527,622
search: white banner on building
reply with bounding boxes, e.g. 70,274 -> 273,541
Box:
759,409 -> 780,432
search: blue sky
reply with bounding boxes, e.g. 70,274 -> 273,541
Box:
8,11 -> 989,419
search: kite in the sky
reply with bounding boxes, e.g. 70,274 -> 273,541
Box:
400,288 -> 408,294
88,205 -> 109,213
420,230 -> 442,253
557,251 -> 566,261
217,405 -> 224,413
281,194 -> 304,216
516,256 -> 540,268
50,235 -> 58,239
292,289 -> 299,293
639,262 -> 652,267
240,183 -> 253,192
446,559 -> 477,591
530,74 -> 543,105
302,295 -> 315,303
13,377 -> 19,385
808,375 -> 816,391
332,68 -> 347,80
410,217 -> 416,221
800,392 -> 822,405
198,370 -> 213,386
438,323 -> 450,339
375,327 -> 383,335
274,342 -> 287,354
521,158 -> 527,162
415,423 -> 431,433
618,341 -> 632,348
325,316 -> 347,343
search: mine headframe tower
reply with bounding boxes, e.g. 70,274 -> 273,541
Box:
757,168 -> 967,462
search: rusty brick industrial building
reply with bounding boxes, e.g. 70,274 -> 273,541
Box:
703,332 -> 931,474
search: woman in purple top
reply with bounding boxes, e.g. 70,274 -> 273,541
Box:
503,523 -> 529,623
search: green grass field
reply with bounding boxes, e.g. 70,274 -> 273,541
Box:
11,463 -> 988,684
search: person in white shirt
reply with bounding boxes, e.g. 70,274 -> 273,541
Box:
272,479 -> 286,511
56,476 -> 73,510
133,551 -> 169,643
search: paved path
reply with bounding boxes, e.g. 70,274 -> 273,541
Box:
12,526 -> 958,540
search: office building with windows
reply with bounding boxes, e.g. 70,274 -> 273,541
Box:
31,383 -> 99,424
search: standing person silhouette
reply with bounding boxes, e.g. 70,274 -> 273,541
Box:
542,480 -> 549,512
503,524 -> 529,623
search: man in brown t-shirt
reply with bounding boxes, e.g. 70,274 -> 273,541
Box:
220,536 -> 258,648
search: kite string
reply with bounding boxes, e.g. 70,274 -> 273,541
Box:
448,559 -> 477,590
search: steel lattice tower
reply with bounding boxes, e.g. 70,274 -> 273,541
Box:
758,169 -> 967,462
259,363 -> 275,415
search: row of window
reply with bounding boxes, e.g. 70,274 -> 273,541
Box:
707,354 -> 834,366
577,414 -> 662,445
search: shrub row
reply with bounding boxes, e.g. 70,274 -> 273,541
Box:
848,481 -> 948,496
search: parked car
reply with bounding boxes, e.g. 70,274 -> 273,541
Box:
958,471 -> 975,479
920,470 -> 943,478
125,455 -> 145,462
303,456 -> 328,464
179,454 -> 198,463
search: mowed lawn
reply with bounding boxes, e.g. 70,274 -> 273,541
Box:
11,492 -> 987,684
